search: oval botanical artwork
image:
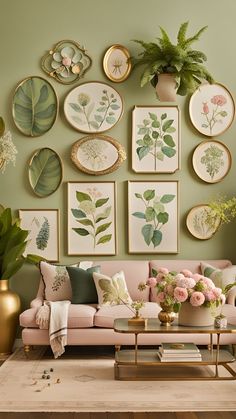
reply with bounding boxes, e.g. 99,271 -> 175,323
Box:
64,81 -> 123,133
12,76 -> 58,137
28,148 -> 63,197
186,204 -> 221,240
192,140 -> 231,183
71,135 -> 126,175
189,83 -> 235,137
103,44 -> 131,82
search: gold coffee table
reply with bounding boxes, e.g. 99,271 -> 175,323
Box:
114,318 -> 236,381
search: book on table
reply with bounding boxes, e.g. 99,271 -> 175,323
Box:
157,342 -> 202,362
157,351 -> 202,362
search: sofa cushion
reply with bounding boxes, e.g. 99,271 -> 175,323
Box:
201,262 -> 236,289
94,302 -> 160,328
20,304 -> 97,329
66,265 -> 100,304
40,261 -> 77,301
93,270 -> 132,307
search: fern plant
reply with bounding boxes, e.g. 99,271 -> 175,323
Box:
36,217 -> 50,250
132,21 -> 214,96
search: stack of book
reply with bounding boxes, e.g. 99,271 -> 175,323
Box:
157,342 -> 202,362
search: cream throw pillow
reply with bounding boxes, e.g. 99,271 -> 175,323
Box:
40,261 -> 79,301
93,271 -> 132,307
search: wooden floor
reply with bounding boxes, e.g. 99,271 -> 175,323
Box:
1,412 -> 236,418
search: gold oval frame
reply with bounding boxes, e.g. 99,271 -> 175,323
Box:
189,82 -> 235,137
12,76 -> 58,137
71,134 -> 126,175
192,139 -> 232,184
103,44 -> 131,83
186,204 -> 221,240
28,147 -> 63,197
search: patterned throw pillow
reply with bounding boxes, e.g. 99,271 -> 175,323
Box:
200,262 -> 236,289
93,271 -> 132,307
40,261 -> 79,301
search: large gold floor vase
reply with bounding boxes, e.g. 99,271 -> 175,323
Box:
0,280 -> 21,355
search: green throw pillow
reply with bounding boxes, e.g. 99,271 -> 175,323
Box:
200,262 -> 223,288
66,265 -> 100,304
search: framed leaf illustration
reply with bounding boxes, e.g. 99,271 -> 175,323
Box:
132,106 -> 180,173
28,148 -> 63,197
19,209 -> 59,262
12,76 -> 58,137
128,181 -> 179,254
67,181 -> 117,255
64,81 -> 123,133
186,204 -> 221,240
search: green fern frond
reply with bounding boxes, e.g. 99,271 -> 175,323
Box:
183,26 -> 208,48
177,21 -> 189,47
158,26 -> 172,48
36,217 -> 50,251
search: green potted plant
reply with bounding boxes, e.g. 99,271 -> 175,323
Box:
132,21 -> 214,101
0,205 -> 42,355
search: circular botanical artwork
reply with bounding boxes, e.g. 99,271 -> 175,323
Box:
186,204 -> 221,240
71,135 -> 126,175
64,81 -> 123,133
12,76 -> 58,137
28,148 -> 63,197
103,44 -> 131,82
192,140 -> 231,183
189,83 -> 235,137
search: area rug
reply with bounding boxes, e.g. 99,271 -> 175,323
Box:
0,347 -> 236,412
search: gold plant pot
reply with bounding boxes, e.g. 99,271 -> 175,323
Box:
0,280 -> 21,355
158,303 -> 175,326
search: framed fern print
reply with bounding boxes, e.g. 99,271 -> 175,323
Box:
19,209 -> 59,262
67,181 -> 117,255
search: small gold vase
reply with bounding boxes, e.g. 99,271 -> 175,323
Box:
158,303 -> 175,326
0,280 -> 21,355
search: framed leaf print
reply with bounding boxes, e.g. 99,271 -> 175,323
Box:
132,106 -> 180,173
128,181 -> 179,254
103,44 -> 131,82
71,135 -> 126,175
189,83 -> 235,137
67,181 -> 117,255
12,76 -> 58,137
64,81 -> 123,133
28,148 -> 63,197
19,209 -> 59,262
186,204 -> 221,240
192,140 -> 231,183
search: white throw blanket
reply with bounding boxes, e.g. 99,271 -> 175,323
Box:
36,300 -> 71,359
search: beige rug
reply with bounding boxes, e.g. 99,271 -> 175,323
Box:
0,347 -> 236,412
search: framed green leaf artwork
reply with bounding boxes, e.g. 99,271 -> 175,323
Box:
19,209 -> 59,262
132,106 -> 180,173
28,148 -> 63,197
67,181 -> 117,255
128,181 -> 179,254
64,81 -> 123,133
12,76 -> 58,137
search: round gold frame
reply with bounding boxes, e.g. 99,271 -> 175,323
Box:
186,204 -> 221,240
103,44 -> 132,83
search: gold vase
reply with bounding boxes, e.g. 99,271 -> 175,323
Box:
0,280 -> 21,355
158,303 -> 175,326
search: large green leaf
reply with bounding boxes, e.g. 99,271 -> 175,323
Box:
151,230 -> 162,247
95,222 -> 111,236
72,227 -> 90,236
141,224 -> 154,246
76,191 -> 92,202
95,198 -> 109,208
28,148 -> 62,197
12,77 -> 57,137
96,234 -> 112,245
2,258 -> 25,279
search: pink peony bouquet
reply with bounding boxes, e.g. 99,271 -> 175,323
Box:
138,267 -> 227,313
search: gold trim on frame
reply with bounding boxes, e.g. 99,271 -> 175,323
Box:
186,204 -> 221,240
18,209 -> 60,262
67,181 -> 117,256
103,44 -> 132,83
71,134 -> 126,175
192,139 -> 232,184
128,180 -> 179,254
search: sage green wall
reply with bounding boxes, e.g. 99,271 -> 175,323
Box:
1,0 -> 236,310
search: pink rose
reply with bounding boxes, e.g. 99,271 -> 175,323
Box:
213,287 -> 222,298
192,273 -> 203,281
146,277 -> 157,288
62,57 -> 72,66
156,273 -> 165,282
156,292 -> 166,303
204,291 -> 216,301
176,277 -> 195,289
158,267 -> 169,275
190,291 -> 205,306
201,276 -> 215,290
174,287 -> 188,302
181,269 -> 193,277
211,95 -> 227,106
175,273 -> 185,281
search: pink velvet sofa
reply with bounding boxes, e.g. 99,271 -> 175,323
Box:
20,259 -> 236,349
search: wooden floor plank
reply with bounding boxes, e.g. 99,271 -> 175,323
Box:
176,413 -> 198,419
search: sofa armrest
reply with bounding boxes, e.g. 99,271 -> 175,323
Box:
226,287 -> 236,306
30,297 -> 44,309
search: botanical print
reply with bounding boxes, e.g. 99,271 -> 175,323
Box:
18,210 -> 59,261
64,82 -> 123,133
132,106 -> 179,173
52,266 -> 68,292
68,182 -> 116,255
103,45 -> 131,82
129,181 -> 178,253
186,205 -> 220,240
79,139 -> 109,170
192,141 -> 231,183
189,83 -> 235,136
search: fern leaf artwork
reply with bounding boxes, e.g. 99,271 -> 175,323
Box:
36,217 -> 50,250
